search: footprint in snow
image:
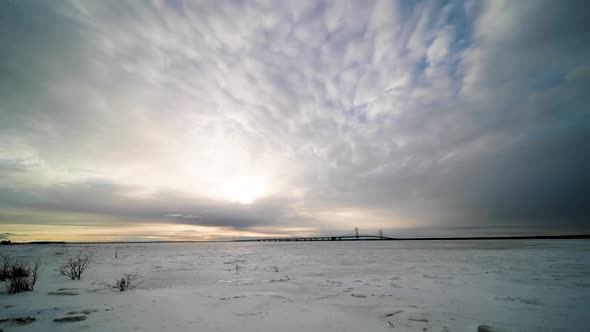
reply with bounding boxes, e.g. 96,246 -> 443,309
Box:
66,308 -> 101,315
54,316 -> 87,323
381,310 -> 403,318
48,291 -> 80,296
494,296 -> 543,305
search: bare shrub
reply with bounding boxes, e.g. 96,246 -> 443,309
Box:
1,255 -> 12,281
104,274 -> 143,291
4,257 -> 41,294
58,253 -> 93,280
226,264 -> 243,274
55,244 -> 69,256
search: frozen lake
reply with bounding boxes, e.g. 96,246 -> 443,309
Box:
1,240 -> 589,331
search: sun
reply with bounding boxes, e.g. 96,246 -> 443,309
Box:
218,176 -> 268,204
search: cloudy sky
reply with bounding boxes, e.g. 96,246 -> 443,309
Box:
1,0 -> 589,241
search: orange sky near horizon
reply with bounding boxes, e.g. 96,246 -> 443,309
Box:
0,223 -> 320,243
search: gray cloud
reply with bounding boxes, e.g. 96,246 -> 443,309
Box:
0,233 -> 16,240
0,179 -> 297,230
0,0 -> 589,237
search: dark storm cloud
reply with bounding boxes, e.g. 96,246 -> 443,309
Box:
0,179 -> 293,229
0,0 -> 589,235
0,233 -> 16,239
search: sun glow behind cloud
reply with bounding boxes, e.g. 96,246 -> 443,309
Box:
216,175 -> 270,204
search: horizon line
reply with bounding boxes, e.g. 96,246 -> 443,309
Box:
3,234 -> 589,245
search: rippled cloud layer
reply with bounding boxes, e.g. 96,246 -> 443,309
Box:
1,0 -> 589,240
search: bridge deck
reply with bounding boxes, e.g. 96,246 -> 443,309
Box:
234,235 -> 590,242
236,235 -> 393,242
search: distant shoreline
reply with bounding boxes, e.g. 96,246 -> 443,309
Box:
235,234 -> 590,242
2,234 -> 589,245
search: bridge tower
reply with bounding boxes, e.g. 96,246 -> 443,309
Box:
355,227 -> 359,239
379,230 -> 383,239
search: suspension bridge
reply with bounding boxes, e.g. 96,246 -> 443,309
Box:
235,228 -> 394,242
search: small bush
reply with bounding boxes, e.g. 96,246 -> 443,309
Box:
4,257 -> 41,294
1,255 -> 12,281
105,274 -> 143,291
58,253 -> 93,280
55,244 -> 69,256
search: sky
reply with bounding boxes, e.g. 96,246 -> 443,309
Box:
0,0 -> 589,242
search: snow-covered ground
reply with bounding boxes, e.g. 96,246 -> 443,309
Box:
1,240 -> 589,331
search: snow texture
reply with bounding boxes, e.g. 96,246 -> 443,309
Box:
1,240 -> 589,331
